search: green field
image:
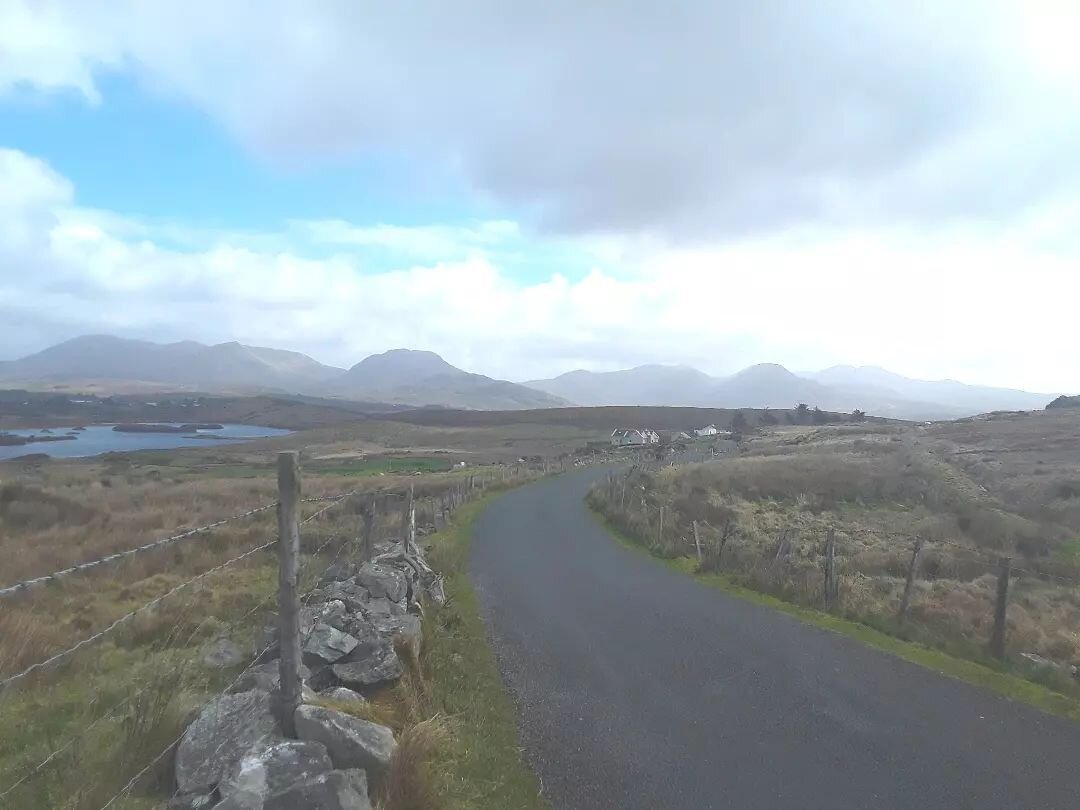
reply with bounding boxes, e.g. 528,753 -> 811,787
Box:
310,456 -> 452,477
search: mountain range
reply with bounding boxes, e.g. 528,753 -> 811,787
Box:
0,335 -> 1060,418
0,336 -> 564,410
524,363 -> 1056,420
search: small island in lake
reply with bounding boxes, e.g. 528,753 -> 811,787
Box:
0,432 -> 77,447
111,423 -> 225,434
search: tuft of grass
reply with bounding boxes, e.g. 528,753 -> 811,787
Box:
375,716 -> 451,810
593,508 -> 1080,722
421,497 -> 548,810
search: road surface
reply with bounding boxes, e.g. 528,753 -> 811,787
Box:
470,467 -> 1080,809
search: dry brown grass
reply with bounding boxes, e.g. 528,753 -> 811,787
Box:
0,441 -> 534,809
375,716 -> 451,810
593,411 -> 1080,676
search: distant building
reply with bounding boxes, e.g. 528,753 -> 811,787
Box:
610,428 -> 660,447
695,424 -> 718,437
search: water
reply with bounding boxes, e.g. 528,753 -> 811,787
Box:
0,423 -> 291,461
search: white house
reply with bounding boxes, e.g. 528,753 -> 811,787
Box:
694,424 -> 718,437
610,428 -> 661,447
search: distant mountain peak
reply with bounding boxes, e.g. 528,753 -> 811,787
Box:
331,348 -> 563,409
345,348 -> 461,381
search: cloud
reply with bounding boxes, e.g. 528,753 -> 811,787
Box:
2,1 -> 1079,241
0,147 -> 1077,393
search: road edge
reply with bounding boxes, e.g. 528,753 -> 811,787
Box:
425,493 -> 549,810
589,506 -> 1080,723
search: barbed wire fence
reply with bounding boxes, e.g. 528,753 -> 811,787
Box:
0,453 -> 564,809
591,465 -> 1080,673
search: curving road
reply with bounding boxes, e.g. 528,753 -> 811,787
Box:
470,467 -> 1080,810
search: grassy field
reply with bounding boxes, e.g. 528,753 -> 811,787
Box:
588,409 -> 1080,694
0,410 -> 567,809
595,511 -> 1080,721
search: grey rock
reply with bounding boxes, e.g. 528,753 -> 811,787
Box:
371,614 -> 422,659
322,581 -> 375,613
355,562 -> 408,604
294,706 -> 396,783
319,687 -> 366,706
301,601 -> 348,637
320,562 -> 356,584
175,689 -> 282,795
264,769 -> 372,810
220,739 -> 333,802
214,793 -> 261,810
331,642 -> 404,690
357,596 -> 406,618
167,793 -> 217,810
303,623 -> 359,664
1021,652 -> 1057,669
232,661 -> 313,694
203,637 -> 245,669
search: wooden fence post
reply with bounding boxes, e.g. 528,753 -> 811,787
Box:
657,506 -> 665,547
407,483 -> 416,554
275,451 -> 302,737
360,496 -> 375,562
692,520 -> 703,564
897,537 -> 924,625
823,528 -> 836,609
990,556 -> 1011,660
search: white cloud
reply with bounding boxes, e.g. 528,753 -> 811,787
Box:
2,2 -> 1079,240
0,147 -> 1077,394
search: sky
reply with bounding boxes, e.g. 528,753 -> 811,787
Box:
1,1 -> 1078,392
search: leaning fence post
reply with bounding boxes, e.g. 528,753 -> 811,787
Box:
990,556 -> 1011,660
361,496 -> 375,561
823,528 -> 837,608
897,536 -> 924,626
275,451 -> 302,737
692,519 -> 703,563
657,506 -> 665,547
407,483 -> 416,554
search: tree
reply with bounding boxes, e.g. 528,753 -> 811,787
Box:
761,407 -> 778,425
730,411 -> 748,434
794,403 -> 810,424
852,408 -> 866,422
812,405 -> 828,425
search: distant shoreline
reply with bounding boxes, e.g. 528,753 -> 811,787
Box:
111,423 -> 225,434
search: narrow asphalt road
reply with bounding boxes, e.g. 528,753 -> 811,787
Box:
470,467 -> 1080,810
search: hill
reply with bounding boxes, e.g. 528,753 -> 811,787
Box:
524,362 -> 1054,420
525,365 -> 717,406
1047,395 -> 1080,409
328,349 -> 567,410
0,338 -> 564,411
0,335 -> 342,393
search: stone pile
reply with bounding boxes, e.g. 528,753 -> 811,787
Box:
170,544 -> 445,810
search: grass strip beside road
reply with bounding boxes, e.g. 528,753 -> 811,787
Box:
591,508 -> 1080,723
425,495 -> 548,810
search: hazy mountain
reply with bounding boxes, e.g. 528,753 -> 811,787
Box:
810,366 -> 1052,414
526,365 -> 717,406
3,336 -> 1056,417
1047,395 -> 1080,410
329,349 -> 566,410
715,364 -> 832,408
524,362 -> 1055,419
0,338 -> 566,411
0,335 -> 342,393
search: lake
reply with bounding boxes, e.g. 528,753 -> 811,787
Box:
0,423 -> 291,461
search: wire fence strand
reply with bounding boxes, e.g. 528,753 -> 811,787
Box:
101,494 -> 362,810
0,538 -> 278,691
0,502 -> 278,599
